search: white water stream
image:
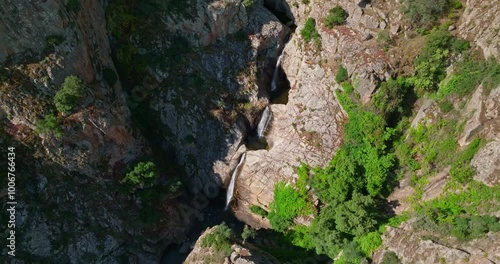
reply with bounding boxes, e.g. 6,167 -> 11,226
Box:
256,106 -> 272,138
270,52 -> 284,92
225,152 -> 247,210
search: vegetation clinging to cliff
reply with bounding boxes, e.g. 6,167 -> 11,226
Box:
54,75 -> 85,113
324,6 -> 348,29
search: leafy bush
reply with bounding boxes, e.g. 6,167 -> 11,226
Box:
241,225 -> 256,243
301,18 -> 321,49
449,137 -> 483,184
324,6 -> 348,29
201,224 -> 232,255
439,56 -> 500,97
381,251 -> 401,264
356,231 -> 382,256
250,205 -> 268,217
121,161 -> 157,187
268,182 -> 314,232
335,65 -> 349,83
402,0 -> 451,27
103,68 -> 118,86
377,30 -> 392,48
54,75 -> 85,113
35,114 -> 63,138
242,0 -> 255,8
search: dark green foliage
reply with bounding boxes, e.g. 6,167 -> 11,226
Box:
302,0 -> 310,4
372,78 -> 409,122
381,251 -> 401,264
201,224 -> 232,254
66,0 -> 81,13
377,30 -> 392,48
402,0 -> 451,27
250,205 -> 268,217
268,182 -> 314,232
438,100 -> 453,113
121,161 -> 157,187
324,6 -> 348,28
54,75 -> 85,113
241,225 -> 256,243
103,68 -> 118,86
35,114 -> 63,138
335,65 -> 349,83
334,193 -> 379,236
0,67 -> 8,83
301,18 -> 321,48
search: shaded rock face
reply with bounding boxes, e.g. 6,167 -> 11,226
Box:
0,0 -> 193,262
160,0 -> 248,47
0,0 -> 140,175
458,0 -> 500,59
148,2 -> 291,196
372,222 -> 500,264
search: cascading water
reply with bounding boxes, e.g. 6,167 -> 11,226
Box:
256,106 -> 272,138
271,53 -> 284,93
225,152 -> 247,211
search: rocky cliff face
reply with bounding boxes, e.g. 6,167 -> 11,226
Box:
0,0 -> 190,262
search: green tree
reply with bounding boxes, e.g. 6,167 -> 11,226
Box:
324,6 -> 348,28
334,193 -> 378,236
35,114 -> 63,138
122,161 -> 157,187
301,18 -> 320,45
241,225 -> 256,244
54,75 -> 85,113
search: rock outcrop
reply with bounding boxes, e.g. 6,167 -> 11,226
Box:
373,222 -> 500,264
184,226 -> 280,264
458,0 -> 500,59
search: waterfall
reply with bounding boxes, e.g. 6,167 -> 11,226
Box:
271,52 -> 284,92
225,152 -> 247,211
256,106 -> 272,138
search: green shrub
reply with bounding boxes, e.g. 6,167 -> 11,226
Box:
268,182 -> 313,231
324,6 -> 348,28
335,65 -> 349,83
301,18 -> 320,44
356,231 -> 382,255
201,224 -> 232,255
341,82 -> 354,94
402,0 -> 451,27
54,75 -> 85,113
103,68 -> 118,86
301,0 -> 310,4
241,225 -> 256,243
439,56 -> 500,97
377,30 -> 392,48
121,161 -> 157,187
438,100 -> 453,113
242,0 -> 255,8
250,205 -> 268,217
451,38 -> 470,52
35,114 -> 63,138
381,251 -> 401,264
